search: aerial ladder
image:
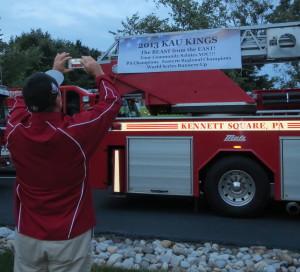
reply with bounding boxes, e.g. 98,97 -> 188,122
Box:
97,22 -> 300,116
99,21 -> 300,65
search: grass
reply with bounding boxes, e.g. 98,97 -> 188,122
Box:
0,250 -> 168,272
0,250 -> 14,272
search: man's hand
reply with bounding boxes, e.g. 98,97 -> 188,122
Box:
52,52 -> 73,74
81,56 -> 104,78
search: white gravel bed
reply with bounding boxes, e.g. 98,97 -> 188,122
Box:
1,226 -> 300,272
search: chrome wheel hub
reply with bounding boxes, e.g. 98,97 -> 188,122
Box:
218,170 -> 256,207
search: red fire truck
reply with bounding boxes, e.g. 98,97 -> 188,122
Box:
6,22 -> 300,217
0,85 -> 12,168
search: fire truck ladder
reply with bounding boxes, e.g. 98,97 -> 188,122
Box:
98,21 -> 300,66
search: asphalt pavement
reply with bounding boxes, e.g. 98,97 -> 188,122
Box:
1,175 -> 300,250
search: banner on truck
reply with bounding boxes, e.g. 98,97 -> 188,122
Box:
117,29 -> 241,73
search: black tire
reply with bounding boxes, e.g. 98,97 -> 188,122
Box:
204,156 -> 270,217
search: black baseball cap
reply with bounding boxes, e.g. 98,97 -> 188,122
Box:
23,70 -> 64,112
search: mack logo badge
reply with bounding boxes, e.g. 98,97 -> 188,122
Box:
224,135 -> 246,142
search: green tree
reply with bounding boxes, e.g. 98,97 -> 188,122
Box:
267,0 -> 300,88
0,17 -> 5,85
0,28 -> 3,43
113,0 -> 229,35
267,0 -> 300,23
112,0 -> 275,91
110,13 -> 174,35
223,0 -> 275,25
1,29 -> 101,88
0,17 -> 3,43
223,0 -> 299,88
155,0 -> 228,30
272,62 -> 300,88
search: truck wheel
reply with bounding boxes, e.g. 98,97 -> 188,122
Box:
204,156 -> 270,217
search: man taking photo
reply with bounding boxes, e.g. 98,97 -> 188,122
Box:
5,52 -> 121,272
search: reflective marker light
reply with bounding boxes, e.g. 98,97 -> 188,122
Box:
82,96 -> 90,102
113,150 -> 120,193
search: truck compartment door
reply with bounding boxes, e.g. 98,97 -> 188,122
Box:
127,136 -> 193,196
281,137 -> 300,201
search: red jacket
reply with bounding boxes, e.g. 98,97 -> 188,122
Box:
5,75 -> 121,240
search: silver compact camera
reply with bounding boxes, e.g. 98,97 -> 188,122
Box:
68,58 -> 83,69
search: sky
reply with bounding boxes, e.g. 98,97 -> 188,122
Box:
0,0 -> 293,86
0,0 -> 170,52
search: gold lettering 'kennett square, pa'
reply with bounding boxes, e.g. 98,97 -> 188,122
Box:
121,121 -> 296,131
